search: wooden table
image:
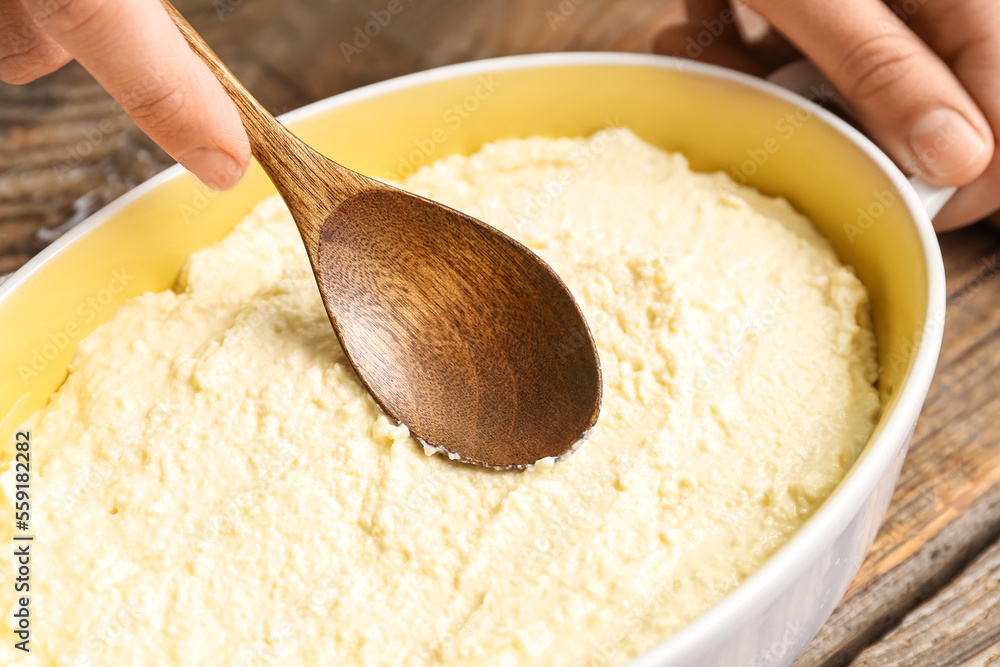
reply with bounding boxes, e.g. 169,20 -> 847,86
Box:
2,1 -> 998,664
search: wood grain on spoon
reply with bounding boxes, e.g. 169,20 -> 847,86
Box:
160,0 -> 602,468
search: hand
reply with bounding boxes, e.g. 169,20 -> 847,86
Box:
0,0 -> 250,191
655,0 -> 1000,231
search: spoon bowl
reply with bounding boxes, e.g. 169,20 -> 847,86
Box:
161,0 -> 601,468
321,188 -> 601,467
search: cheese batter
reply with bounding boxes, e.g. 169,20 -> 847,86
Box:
0,129 -> 879,666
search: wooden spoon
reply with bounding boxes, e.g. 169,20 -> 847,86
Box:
161,1 -> 601,468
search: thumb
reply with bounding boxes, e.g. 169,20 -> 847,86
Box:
754,0 -> 993,187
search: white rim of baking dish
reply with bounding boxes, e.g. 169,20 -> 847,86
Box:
0,52 -> 946,664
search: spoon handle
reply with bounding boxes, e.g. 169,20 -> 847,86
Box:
159,0 -> 370,250
158,1 -> 291,156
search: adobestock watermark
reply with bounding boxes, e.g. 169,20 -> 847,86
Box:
420,608 -> 472,663
545,0 -> 587,30
214,0 -> 245,21
47,304 -> 287,514
509,120 -> 625,236
841,180 -> 906,244
392,466 -> 446,521
51,399 -> 180,514
339,0 -> 413,63
950,252 -> 999,311
692,288 -> 795,394
58,459 -> 114,511
177,163 -> 239,223
68,594 -> 152,667
901,120 -> 967,183
720,81 -> 838,195
518,455 -> 637,559
181,433 -> 303,551
668,6 -> 737,61
755,619 -> 811,666
16,267 -> 134,385
232,574 -> 353,667
51,113 -> 128,183
4,0 -> 69,54
177,104 -> 295,223
229,303 -> 279,342
388,74 -> 502,180
887,302 -> 946,375
553,320 -> 597,369
576,578 -> 674,667
417,454 -> 637,662
886,0 -> 931,25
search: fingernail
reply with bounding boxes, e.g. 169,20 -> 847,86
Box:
909,108 -> 986,179
178,147 -> 243,191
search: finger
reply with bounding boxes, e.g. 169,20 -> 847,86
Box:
0,0 -> 71,84
19,0 -> 250,190
750,0 -> 993,188
905,0 -> 1000,229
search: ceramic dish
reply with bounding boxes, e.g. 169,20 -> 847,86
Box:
0,53 -> 945,666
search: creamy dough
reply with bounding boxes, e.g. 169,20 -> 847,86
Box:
0,129 -> 880,667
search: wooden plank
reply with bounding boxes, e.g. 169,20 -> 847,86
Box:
849,534 -> 1000,666
3,1 -> 1000,663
